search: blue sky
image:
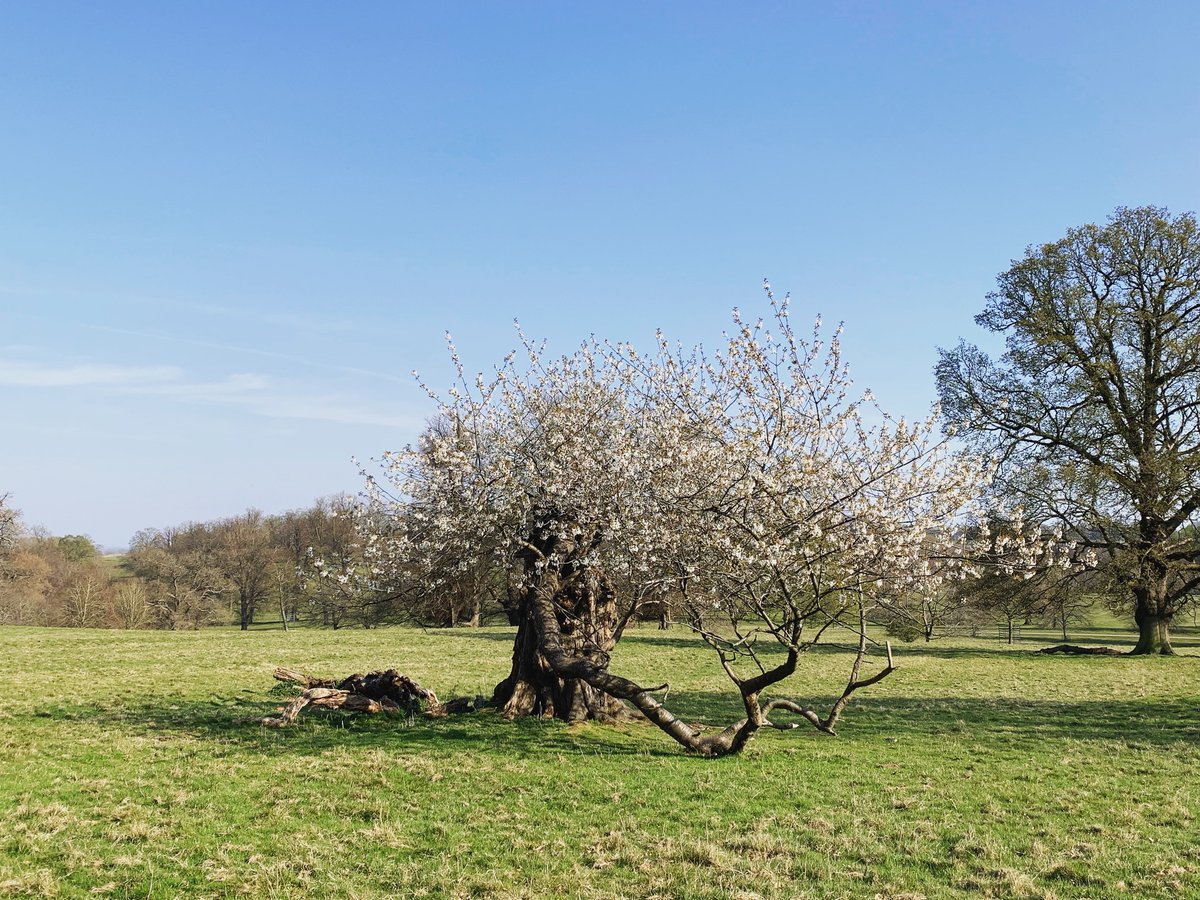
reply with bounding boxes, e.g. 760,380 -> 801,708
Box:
3,2 -> 1199,549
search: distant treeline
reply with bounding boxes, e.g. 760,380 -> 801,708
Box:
0,489 -> 1117,640
0,496 -> 402,630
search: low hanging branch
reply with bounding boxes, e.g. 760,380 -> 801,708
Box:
814,609 -> 896,734
259,667 -> 465,727
522,570 -> 897,757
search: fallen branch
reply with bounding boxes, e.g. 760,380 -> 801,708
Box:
259,667 -> 459,727
1038,644 -> 1123,656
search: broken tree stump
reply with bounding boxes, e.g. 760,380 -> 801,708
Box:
259,667 -> 443,727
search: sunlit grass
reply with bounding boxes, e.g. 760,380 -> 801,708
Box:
1,624 -> 1198,898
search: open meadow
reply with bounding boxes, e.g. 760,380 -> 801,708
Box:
1,624 -> 1198,899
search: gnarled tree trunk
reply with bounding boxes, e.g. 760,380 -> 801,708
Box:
489,519 -> 896,756
491,558 -> 629,722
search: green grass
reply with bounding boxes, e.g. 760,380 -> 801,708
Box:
1,625 -> 1198,898
96,555 -> 133,583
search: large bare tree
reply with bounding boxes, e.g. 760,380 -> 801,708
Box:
215,511 -> 280,631
937,205 -> 1200,654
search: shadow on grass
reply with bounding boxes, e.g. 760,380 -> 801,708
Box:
618,630 -> 1035,657
421,626 -> 1053,657
32,692 -> 684,760
615,628 -> 1196,660
619,634 -> 1157,663
417,628 -> 519,643
847,694 -> 1200,747
32,680 -> 1199,763
631,688 -> 1200,746
279,620 -> 1198,659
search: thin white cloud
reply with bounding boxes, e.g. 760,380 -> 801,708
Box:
243,394 -> 421,429
2,355 -> 418,429
87,324 -> 412,385
144,372 -> 270,398
174,300 -> 357,333
0,283 -> 358,333
0,359 -> 182,387
131,373 -> 419,429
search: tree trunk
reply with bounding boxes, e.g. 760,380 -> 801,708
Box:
491,566 -> 628,722
500,583 -> 522,626
1132,595 -> 1174,655
1129,566 -> 1176,655
488,517 -> 895,753
239,593 -> 255,631
1126,546 -> 1178,655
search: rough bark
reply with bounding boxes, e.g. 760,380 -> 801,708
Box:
259,667 -> 444,726
491,564 -> 629,722
1132,587 -> 1175,655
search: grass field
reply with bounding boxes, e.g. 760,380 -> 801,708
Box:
1,624 -> 1198,899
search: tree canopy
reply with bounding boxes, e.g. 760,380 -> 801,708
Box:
357,288 -> 990,754
937,205 -> 1200,654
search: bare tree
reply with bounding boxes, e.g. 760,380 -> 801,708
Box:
214,510 -> 278,631
875,586 -> 977,642
111,581 -> 153,629
0,495 -> 19,564
126,546 -> 225,629
0,550 -> 52,626
60,571 -> 109,628
0,506 -> 116,627
1040,572 -> 1096,642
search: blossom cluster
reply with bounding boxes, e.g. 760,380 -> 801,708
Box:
356,287 -> 1030,656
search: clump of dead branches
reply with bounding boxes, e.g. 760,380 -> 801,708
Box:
258,666 -> 481,726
